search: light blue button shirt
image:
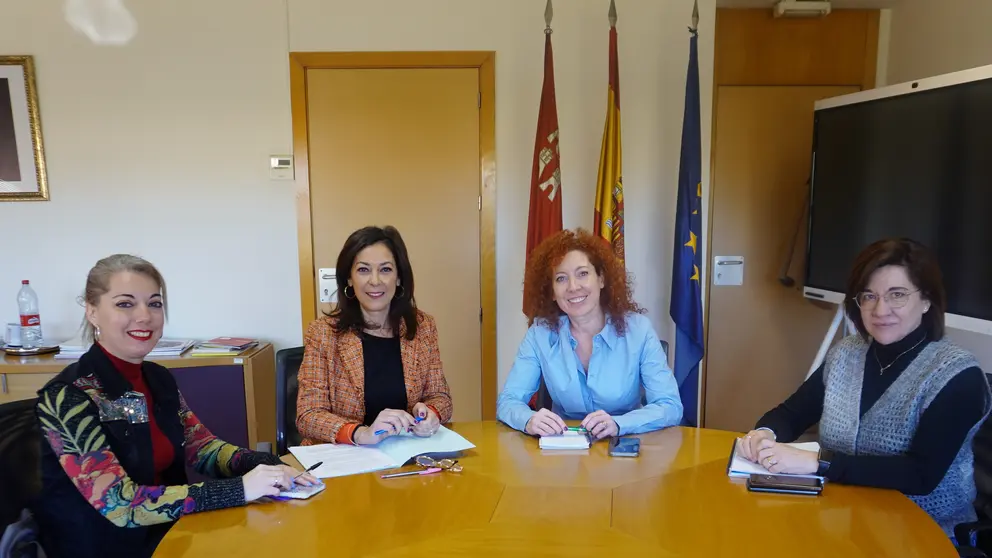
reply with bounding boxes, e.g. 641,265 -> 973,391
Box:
497,312 -> 683,435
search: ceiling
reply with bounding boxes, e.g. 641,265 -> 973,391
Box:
716,0 -> 903,7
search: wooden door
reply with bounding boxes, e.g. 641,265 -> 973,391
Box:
305,68 -> 483,421
704,85 -> 859,433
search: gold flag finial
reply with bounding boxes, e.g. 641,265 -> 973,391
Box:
608,0 -> 617,28
545,0 -> 553,33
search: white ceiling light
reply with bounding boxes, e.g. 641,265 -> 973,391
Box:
773,1 -> 832,18
64,0 -> 137,46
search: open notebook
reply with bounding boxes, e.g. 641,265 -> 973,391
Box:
726,437 -> 824,480
289,426 -> 475,479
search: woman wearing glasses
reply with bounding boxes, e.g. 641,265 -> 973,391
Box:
738,238 -> 990,538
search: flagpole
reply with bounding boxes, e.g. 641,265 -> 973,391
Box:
691,0 -> 699,32
545,0 -> 553,33
609,0 -> 617,27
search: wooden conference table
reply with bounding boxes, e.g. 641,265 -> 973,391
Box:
156,422 -> 956,557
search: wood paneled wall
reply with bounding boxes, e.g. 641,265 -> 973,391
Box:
715,9 -> 880,87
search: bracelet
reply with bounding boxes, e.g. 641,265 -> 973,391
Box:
756,427 -> 777,441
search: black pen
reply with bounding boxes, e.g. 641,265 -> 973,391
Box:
294,461 -> 322,481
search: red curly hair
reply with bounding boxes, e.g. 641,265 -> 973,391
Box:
523,228 -> 643,335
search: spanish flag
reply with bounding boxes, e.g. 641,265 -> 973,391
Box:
593,0 -> 624,263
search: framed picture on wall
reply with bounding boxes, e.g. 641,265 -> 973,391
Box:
0,55 -> 48,201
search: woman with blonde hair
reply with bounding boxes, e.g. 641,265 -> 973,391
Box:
31,254 -> 317,558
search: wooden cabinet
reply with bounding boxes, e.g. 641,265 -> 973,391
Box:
0,344 -> 276,454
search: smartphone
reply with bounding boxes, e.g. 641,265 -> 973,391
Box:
608,436 -> 640,457
746,474 -> 823,496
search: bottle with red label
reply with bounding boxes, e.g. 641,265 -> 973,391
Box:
17,279 -> 43,349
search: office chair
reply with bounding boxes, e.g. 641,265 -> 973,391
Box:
955,375 -> 992,557
0,398 -> 42,537
275,347 -> 305,456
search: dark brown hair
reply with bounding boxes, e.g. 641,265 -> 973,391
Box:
844,238 -> 945,340
523,228 -> 643,335
328,226 -> 418,340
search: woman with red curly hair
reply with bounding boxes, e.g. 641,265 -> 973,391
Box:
497,229 -> 683,439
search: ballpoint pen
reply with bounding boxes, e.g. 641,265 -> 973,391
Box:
380,467 -> 442,479
566,427 -> 588,433
375,416 -> 425,436
294,461 -> 323,480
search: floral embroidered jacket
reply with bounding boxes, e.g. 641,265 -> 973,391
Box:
30,344 -> 281,558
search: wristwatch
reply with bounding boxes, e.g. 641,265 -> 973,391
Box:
816,448 -> 834,476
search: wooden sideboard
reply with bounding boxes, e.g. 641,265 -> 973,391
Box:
0,344 -> 277,456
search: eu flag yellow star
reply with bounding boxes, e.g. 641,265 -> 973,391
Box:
692,182 -> 701,215
690,264 -> 699,282
684,230 -> 697,255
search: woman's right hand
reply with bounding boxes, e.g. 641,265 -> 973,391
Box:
525,408 -> 567,436
353,409 -> 417,445
242,464 -> 296,502
739,429 -> 776,463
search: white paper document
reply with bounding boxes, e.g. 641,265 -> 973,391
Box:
288,425 -> 475,479
726,437 -> 823,479
539,430 -> 591,450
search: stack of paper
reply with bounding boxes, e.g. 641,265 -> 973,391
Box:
539,430 -> 591,450
289,425 -> 475,479
55,337 -> 195,359
726,437 -> 823,479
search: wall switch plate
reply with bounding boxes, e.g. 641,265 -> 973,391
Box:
270,155 -> 294,180
319,268 -> 337,303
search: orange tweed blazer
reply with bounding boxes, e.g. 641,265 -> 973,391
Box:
296,310 -> 453,445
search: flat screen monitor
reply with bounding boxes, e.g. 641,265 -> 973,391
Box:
804,65 -> 992,335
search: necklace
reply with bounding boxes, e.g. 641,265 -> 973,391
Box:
873,336 -> 926,374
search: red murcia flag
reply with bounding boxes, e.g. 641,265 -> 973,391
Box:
524,31 -> 563,312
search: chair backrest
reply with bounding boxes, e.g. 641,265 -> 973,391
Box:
973,374 -> 992,521
0,398 -> 42,534
275,347 -> 305,455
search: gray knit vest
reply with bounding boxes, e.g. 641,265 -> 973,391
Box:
820,334 -> 991,537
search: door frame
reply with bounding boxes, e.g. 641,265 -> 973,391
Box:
289,51 -> 498,420
702,10 -> 880,426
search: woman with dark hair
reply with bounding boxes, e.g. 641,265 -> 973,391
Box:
496,228 -> 683,440
296,226 -> 453,446
739,238 -> 990,537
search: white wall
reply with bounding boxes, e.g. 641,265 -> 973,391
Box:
0,0 -> 715,391
887,0 -> 992,84
885,0 -> 992,371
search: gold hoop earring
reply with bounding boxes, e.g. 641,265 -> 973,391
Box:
94,326 -> 101,340
344,285 -> 356,299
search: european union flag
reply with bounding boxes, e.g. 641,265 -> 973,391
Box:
669,26 -> 704,427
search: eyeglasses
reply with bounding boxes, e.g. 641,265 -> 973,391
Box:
853,289 -> 920,309
415,455 -> 463,473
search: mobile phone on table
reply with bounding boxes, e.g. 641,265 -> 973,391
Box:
746,474 -> 823,496
608,436 -> 640,457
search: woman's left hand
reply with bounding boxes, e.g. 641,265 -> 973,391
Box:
581,410 -> 620,440
756,444 -> 819,475
411,402 -> 440,437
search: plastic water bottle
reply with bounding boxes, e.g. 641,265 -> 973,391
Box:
17,280 -> 43,348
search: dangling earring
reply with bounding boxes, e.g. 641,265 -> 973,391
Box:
94,325 -> 101,340
344,285 -> 356,299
